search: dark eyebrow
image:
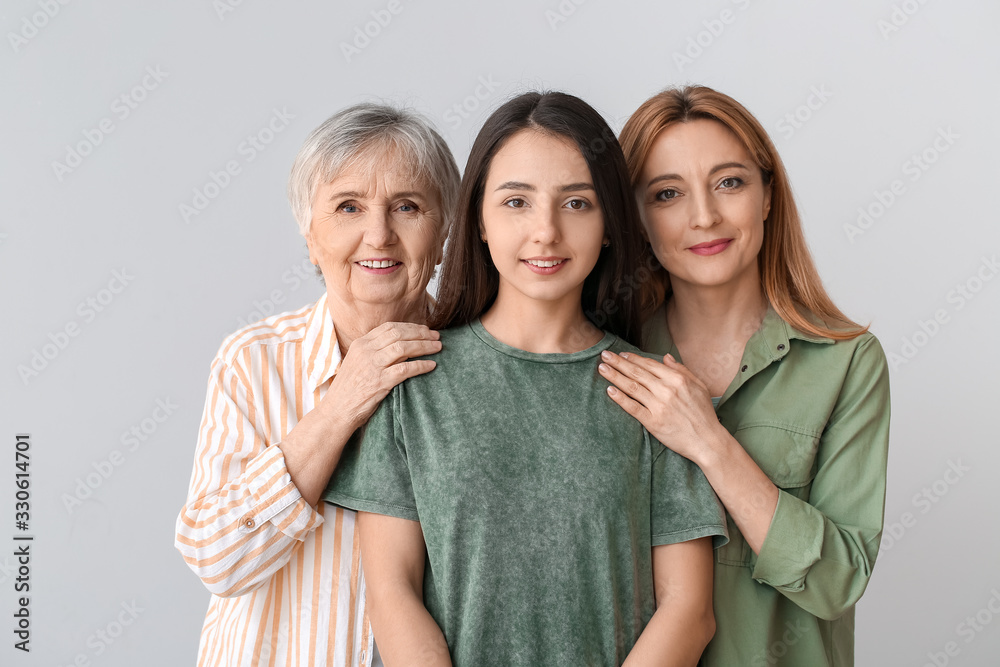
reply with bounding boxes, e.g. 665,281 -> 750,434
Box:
495,181 -> 535,192
646,162 -> 751,189
494,181 -> 594,192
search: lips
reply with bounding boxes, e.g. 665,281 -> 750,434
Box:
356,258 -> 402,274
687,239 -> 732,256
522,257 -> 568,275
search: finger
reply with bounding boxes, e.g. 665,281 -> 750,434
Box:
600,350 -> 666,384
605,383 -> 652,423
373,339 -> 443,367
367,321 -> 440,347
598,361 -> 657,406
660,354 -> 710,391
385,359 -> 437,386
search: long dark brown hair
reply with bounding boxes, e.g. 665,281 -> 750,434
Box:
430,91 -> 647,346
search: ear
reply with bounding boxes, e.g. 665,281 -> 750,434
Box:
762,181 -> 773,221
305,232 -> 319,266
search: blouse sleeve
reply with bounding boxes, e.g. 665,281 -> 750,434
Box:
174,354 -> 323,598
751,334 -> 891,620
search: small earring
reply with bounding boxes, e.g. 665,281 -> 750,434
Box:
602,240 -> 610,247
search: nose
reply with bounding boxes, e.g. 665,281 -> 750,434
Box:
690,190 -> 722,230
531,203 -> 561,246
362,207 -> 397,248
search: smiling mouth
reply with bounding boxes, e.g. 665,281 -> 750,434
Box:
523,259 -> 566,268
357,259 -> 401,269
688,239 -> 732,256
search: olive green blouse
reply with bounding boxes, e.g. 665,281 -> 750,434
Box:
644,304 -> 891,667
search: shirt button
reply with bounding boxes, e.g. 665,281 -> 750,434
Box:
243,516 -> 256,529
777,344 -> 786,351
361,650 -> 367,663
741,365 -> 748,372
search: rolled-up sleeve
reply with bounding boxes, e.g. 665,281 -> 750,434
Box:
174,356 -> 323,598
751,334 -> 890,620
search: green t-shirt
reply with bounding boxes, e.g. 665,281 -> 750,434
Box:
323,320 -> 727,666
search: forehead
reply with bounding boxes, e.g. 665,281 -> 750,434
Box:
486,130 -> 589,183
645,119 -> 753,173
321,142 -> 435,198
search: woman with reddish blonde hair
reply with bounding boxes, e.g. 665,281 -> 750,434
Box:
599,85 -> 890,666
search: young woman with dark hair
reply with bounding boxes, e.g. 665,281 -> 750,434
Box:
324,91 -> 727,666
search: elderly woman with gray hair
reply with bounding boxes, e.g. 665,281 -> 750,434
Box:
175,103 -> 460,667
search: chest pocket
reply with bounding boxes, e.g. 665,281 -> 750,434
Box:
714,423 -> 821,567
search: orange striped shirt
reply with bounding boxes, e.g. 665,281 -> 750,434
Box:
175,293 -> 377,666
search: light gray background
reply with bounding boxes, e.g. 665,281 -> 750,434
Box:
3,1 -> 998,665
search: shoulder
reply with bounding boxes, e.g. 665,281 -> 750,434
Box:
608,334 -> 660,362
788,325 -> 887,371
214,301 -> 316,367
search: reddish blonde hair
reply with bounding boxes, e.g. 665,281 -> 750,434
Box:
619,85 -> 866,340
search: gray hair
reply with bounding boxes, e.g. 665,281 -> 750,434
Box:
287,102 -> 460,236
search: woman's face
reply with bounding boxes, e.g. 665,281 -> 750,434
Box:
480,129 -> 607,312
638,119 -> 771,294
306,147 -> 445,315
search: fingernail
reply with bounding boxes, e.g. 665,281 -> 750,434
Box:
601,350 -> 612,361
620,352 -> 630,359
607,386 -> 618,396
599,363 -> 608,373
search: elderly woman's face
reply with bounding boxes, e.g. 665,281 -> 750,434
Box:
306,150 -> 445,314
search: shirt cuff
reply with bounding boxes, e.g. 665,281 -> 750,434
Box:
241,444 -> 324,541
751,489 -> 823,591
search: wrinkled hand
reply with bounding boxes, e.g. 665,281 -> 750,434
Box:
598,350 -> 722,463
324,321 -> 441,431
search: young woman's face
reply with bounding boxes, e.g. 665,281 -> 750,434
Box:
638,118 -> 771,294
480,129 -> 607,311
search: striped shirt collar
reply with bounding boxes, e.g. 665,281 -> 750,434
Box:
304,292 -> 343,389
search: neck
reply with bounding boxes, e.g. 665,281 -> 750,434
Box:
480,286 -> 602,354
326,292 -> 430,353
666,272 -> 768,348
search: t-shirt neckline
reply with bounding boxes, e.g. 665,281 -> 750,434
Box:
469,318 -> 617,363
